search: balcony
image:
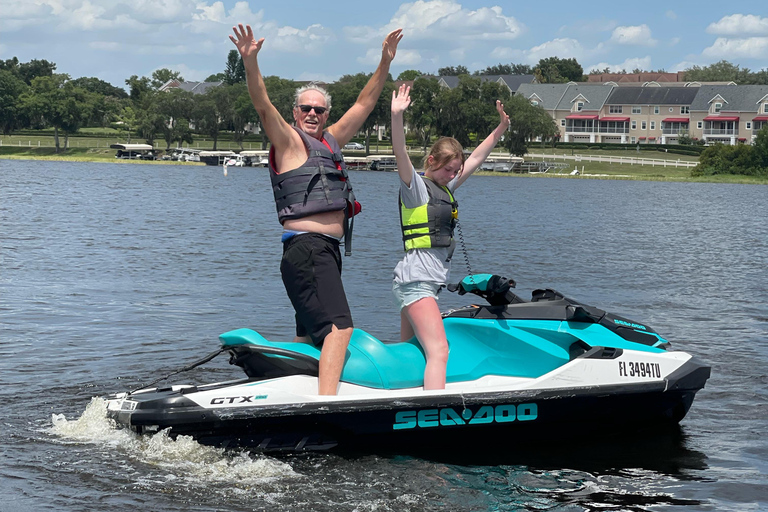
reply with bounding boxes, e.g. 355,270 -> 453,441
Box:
703,128 -> 738,136
598,126 -> 629,134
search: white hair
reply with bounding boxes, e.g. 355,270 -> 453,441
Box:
294,83 -> 332,111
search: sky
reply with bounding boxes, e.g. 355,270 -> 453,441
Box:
1,0 -> 767,90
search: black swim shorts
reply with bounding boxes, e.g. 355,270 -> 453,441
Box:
280,233 -> 353,345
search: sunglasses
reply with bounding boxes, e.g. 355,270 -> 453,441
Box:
298,104 -> 327,115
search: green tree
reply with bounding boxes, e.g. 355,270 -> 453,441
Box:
117,105 -> 138,142
151,68 -> 184,89
684,60 -> 753,84
193,84 -> 235,150
535,57 -> 584,83
125,75 -> 152,103
502,95 -> 559,157
397,70 -> 422,81
230,83 -> 257,149
155,88 -> 195,149
407,76 -> 441,151
438,65 -> 469,76
0,69 -> 29,134
1,57 -> 57,85
19,74 -> 94,152
205,72 -> 227,82
70,76 -> 128,98
224,50 -> 245,85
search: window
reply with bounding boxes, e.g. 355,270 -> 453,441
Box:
669,107 -> 674,112
714,102 -> 722,113
631,120 -> 637,130
650,121 -> 656,130
641,121 -> 647,130
630,137 -> 636,143
576,102 -> 584,111
746,122 -> 752,129
681,106 -> 690,114
763,103 -> 768,113
531,100 -> 539,106
654,106 -> 660,114
697,121 -> 703,129
609,105 -> 623,114
632,106 -> 641,114
560,119 -> 566,127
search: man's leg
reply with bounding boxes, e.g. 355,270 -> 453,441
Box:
318,325 -> 353,395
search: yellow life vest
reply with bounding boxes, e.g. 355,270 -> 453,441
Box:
399,176 -> 458,251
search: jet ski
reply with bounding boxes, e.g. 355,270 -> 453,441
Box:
105,274 -> 711,452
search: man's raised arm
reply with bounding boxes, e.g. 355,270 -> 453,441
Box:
230,24 -> 297,153
327,28 -> 403,146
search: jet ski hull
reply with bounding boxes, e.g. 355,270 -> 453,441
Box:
107,352 -> 709,452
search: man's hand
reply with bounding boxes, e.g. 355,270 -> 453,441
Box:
381,28 -> 403,64
229,24 -> 264,62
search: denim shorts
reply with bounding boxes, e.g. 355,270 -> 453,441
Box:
392,281 -> 442,311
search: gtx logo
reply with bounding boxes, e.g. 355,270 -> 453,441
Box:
210,395 -> 267,404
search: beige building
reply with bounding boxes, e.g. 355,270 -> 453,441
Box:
517,82 -> 768,146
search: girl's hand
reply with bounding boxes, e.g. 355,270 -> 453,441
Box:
496,100 -> 510,130
391,84 -> 411,115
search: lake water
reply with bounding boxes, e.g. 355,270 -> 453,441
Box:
1,159 -> 766,511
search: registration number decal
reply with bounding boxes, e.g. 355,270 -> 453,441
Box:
618,360 -> 661,378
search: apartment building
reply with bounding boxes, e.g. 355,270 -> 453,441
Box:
689,85 -> 768,145
516,83 -> 768,145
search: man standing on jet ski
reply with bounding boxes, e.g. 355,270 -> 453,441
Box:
230,24 -> 403,395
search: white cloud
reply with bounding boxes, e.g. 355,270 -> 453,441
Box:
357,48 -> 422,67
666,11 -> 677,20
347,1 -> 524,43
525,38 -> 586,63
610,25 -> 657,46
670,60 -> 699,73
707,14 -> 768,35
702,37 -> 768,58
586,56 -> 652,73
489,46 -> 524,61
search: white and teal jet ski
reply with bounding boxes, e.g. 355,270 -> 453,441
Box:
105,275 -> 710,452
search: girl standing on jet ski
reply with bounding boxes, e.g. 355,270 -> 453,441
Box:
390,84 -> 510,389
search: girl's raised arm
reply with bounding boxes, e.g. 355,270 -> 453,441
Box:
455,100 -> 510,189
390,84 -> 414,187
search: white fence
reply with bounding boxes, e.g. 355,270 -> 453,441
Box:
527,152 -> 698,169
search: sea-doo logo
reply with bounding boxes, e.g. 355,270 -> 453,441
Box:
614,319 -> 647,330
393,403 -> 538,430
210,395 -> 267,405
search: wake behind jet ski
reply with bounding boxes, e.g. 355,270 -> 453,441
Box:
105,274 -> 711,452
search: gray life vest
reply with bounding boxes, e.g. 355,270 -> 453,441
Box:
270,127 -> 357,255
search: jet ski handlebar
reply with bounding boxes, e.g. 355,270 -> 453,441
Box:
447,274 -> 520,306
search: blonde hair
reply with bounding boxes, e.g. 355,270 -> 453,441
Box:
425,137 -> 465,173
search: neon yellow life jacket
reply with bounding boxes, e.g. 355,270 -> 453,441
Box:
399,176 -> 458,251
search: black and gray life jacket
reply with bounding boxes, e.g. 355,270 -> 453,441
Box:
270,127 -> 358,255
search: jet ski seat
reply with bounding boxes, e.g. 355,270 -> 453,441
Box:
221,323 -> 574,390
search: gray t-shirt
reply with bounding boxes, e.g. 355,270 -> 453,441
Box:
393,167 -> 459,285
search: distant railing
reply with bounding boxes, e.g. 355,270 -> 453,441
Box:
526,152 -> 698,169
598,127 -> 629,134
703,129 -> 737,135
565,126 -> 596,133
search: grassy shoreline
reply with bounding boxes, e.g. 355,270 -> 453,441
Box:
2,146 -> 766,185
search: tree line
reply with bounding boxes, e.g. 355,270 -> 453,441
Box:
4,51 -> 765,158
0,52 -> 558,156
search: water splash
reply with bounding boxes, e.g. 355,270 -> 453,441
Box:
50,397 -> 297,487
